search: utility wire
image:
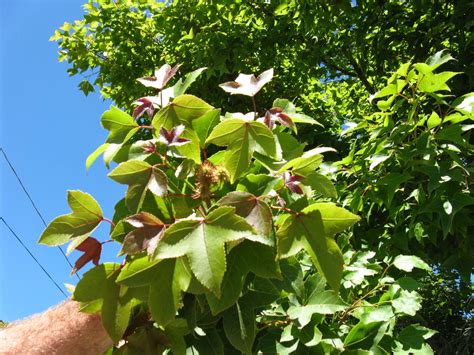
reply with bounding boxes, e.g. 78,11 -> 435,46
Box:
0,217 -> 68,298
0,148 -> 79,279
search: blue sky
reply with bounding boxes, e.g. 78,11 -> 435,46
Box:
1,0 -> 124,321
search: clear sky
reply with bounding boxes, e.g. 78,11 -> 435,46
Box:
1,0 -> 124,321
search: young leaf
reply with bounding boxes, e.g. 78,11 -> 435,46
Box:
137,64 -> 181,90
132,96 -> 161,119
71,237 -> 102,274
220,69 -> 273,97
121,212 -> 165,255
217,191 -> 272,235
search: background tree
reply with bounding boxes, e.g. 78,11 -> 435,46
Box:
52,0 -> 474,147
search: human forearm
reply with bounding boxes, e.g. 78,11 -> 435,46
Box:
0,299 -> 112,355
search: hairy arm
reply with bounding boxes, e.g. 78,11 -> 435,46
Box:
0,300 -> 112,355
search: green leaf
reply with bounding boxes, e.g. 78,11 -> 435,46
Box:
101,275 -> 134,343
277,209 -> 344,291
172,94 -> 214,124
418,71 -> 458,93
393,255 -> 431,272
149,258 -> 191,326
303,203 -> 360,237
396,324 -> 436,351
101,106 -> 138,143
73,263 -> 121,302
223,300 -> 256,353
427,111 -> 442,129
193,328 -> 225,355
426,50 -> 454,69
192,109 -> 221,146
86,143 -> 109,171
206,240 -> 280,315
116,256 -> 161,287
344,306 -> 393,347
152,104 -> 181,130
206,119 -> 276,182
217,191 -> 273,235
288,290 -> 347,327
175,128 -> 201,163
68,190 -> 103,216
290,113 -> 323,126
392,289 -> 422,316
38,190 -> 103,246
303,172 -> 337,198
109,161 -> 168,212
108,160 -> 153,184
172,67 -> 207,97
278,147 -> 335,175
153,206 -> 267,296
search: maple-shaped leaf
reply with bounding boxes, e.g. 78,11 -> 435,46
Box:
101,106 -> 139,144
152,206 -> 271,296
277,203 -> 359,291
137,64 -> 181,90
272,98 -> 323,126
157,125 -> 190,147
132,96 -> 162,119
121,212 -> 166,255
217,191 -> 272,235
38,190 -> 103,246
206,240 -> 280,315
219,69 -> 274,97
206,119 -> 276,182
263,107 -> 295,130
152,94 -> 214,131
278,147 -> 337,176
108,160 -> 168,212
283,172 -> 304,194
277,209 -> 343,291
71,237 -> 102,275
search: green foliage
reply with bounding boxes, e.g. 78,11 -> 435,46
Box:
47,2 -> 474,351
41,67 -> 373,352
51,0 -> 474,149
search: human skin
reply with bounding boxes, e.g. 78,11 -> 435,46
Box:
0,300 -> 112,354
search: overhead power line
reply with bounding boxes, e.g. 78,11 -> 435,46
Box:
0,148 -> 79,279
0,217 -> 67,298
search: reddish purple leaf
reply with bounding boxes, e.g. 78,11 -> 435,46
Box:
283,172 -> 304,195
157,125 -> 190,147
71,237 -> 102,275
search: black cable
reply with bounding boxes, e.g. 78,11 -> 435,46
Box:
0,217 -> 68,298
0,148 -> 79,279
